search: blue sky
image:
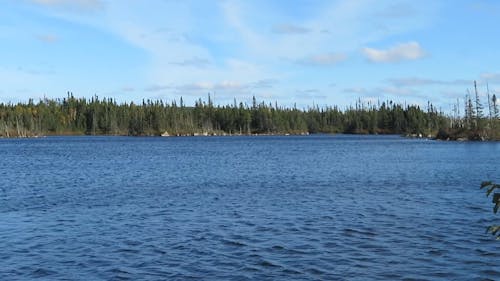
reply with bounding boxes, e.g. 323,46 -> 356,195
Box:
1,0 -> 500,110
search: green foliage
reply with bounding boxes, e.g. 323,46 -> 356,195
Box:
1,80 -> 498,139
0,93 -> 471,138
480,181 -> 500,239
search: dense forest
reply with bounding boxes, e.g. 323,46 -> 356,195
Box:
0,89 -> 498,140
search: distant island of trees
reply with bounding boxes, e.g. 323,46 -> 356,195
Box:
1,84 -> 498,140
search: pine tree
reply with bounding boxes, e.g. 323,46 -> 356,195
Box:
492,94 -> 499,119
474,81 -> 483,130
465,92 -> 475,130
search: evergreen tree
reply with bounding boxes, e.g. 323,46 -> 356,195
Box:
0,93 -> 496,139
474,81 -> 484,130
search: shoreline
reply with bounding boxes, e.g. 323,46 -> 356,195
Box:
1,131 -> 498,141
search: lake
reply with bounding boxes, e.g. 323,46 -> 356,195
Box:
0,135 -> 499,280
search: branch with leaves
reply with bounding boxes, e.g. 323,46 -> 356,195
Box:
480,181 -> 500,239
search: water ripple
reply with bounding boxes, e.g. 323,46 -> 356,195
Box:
0,135 -> 499,280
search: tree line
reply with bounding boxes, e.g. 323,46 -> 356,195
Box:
443,81 -> 499,140
0,91 -> 498,139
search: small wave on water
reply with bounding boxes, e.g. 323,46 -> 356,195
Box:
0,135 -> 499,280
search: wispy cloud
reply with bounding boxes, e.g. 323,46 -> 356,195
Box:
122,86 -> 135,92
272,24 -> 310,34
127,0 -> 438,102
387,77 -> 471,87
144,84 -> 171,92
374,3 -> 416,19
36,34 -> 58,43
31,0 -> 104,11
295,88 -> 326,99
298,53 -> 347,66
213,81 -> 245,91
250,79 -> 278,89
170,78 -> 280,97
377,86 -> 416,96
480,72 -> 500,84
343,87 -> 369,94
10,1 -> 450,108
440,90 -> 465,99
470,1 -> 500,15
16,65 -> 55,76
362,42 -> 426,63
295,92 -> 326,100
343,85 -> 425,100
175,81 -> 246,93
297,88 -> 320,94
169,57 -> 211,68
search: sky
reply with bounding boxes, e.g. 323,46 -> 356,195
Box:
1,0 -> 500,111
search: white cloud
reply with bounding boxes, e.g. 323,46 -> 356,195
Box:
378,86 -> 416,96
298,53 -> 347,66
31,0 -> 104,11
359,96 -> 380,105
121,86 -> 135,92
470,2 -> 500,15
144,84 -> 172,92
480,72 -> 500,84
296,88 -> 320,94
170,78 -> 281,99
0,66 -> 52,98
295,89 -> 326,99
16,65 -> 55,75
169,57 -> 211,68
16,0 -> 443,107
176,82 -> 214,92
36,34 -> 58,43
219,0 -> 437,70
388,77 -> 471,87
295,89 -> 327,100
250,79 -> 278,89
388,77 -> 441,86
272,24 -> 310,34
375,3 -> 416,18
440,90 -> 464,99
174,81 -> 245,94
216,81 -> 245,90
343,87 -> 369,94
343,85 -> 425,101
362,41 -> 426,63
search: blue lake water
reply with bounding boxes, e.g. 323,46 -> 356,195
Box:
0,135 -> 499,280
